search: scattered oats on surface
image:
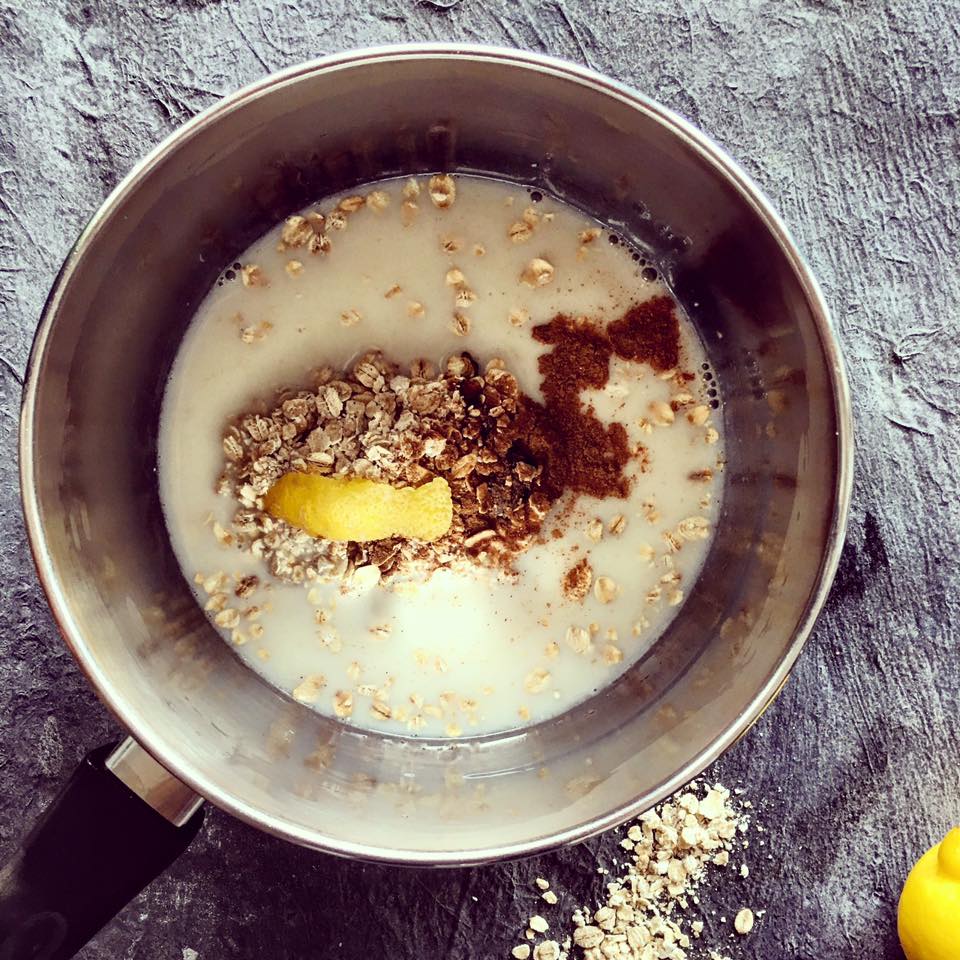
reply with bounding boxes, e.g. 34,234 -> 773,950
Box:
594,575 -> 619,604
529,916 -> 549,934
509,219 -> 535,243
734,908 -> 754,935
366,190 -> 390,211
514,782 -> 753,960
214,608 -> 240,629
239,321 -> 272,344
446,267 -> 466,286
705,427 -> 720,444
402,178 -> 420,199
601,643 -> 623,664
650,400 -> 675,426
281,215 -> 313,247
608,514 -> 626,536
565,625 -> 592,655
371,700 -> 392,720
338,195 -> 365,213
455,286 -> 477,308
407,300 -> 426,319
679,516 -> 710,540
509,307 -> 530,327
309,232 -> 331,255
340,308 -> 362,327
512,947 -> 531,960
524,668 -> 551,694
350,564 -> 381,593
201,571 -> 227,594
520,258 -> 555,287
687,404 -> 711,426
429,174 -> 456,208
535,878 -> 550,891
586,517 -> 604,542
332,690 -> 353,718
579,227 -> 602,244
542,891 -> 558,905
285,259 -> 303,277
450,313 -> 471,336
384,283 -> 402,299
532,942 -> 558,960
292,674 -> 325,703
573,926 -> 604,949
401,200 -> 418,226
205,593 -> 228,613
241,264 -> 268,287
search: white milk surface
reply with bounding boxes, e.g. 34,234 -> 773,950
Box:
159,175 -> 724,738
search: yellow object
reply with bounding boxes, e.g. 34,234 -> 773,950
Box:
898,827 -> 960,960
263,472 -> 452,542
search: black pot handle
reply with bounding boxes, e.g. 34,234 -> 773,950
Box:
0,740 -> 204,960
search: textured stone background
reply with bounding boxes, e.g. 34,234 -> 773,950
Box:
1,1 -> 959,958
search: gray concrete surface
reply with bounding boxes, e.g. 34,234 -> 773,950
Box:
1,1 -> 958,958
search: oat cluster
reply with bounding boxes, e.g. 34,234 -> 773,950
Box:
515,784 -> 753,960
218,350 -> 551,585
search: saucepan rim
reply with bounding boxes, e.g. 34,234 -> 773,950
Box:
19,43 -> 854,865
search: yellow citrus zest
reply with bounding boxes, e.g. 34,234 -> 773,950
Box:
263,472 -> 453,543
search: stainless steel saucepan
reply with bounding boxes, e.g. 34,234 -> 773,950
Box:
3,45 -> 852,959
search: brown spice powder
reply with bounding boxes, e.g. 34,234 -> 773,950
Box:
512,298 -> 681,503
516,316 -> 632,501
562,557 -> 593,603
607,295 -> 680,372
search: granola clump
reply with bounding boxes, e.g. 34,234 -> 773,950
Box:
218,351 -> 550,585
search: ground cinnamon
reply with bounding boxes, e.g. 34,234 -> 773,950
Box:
511,298 -> 682,503
607,295 -> 680,372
